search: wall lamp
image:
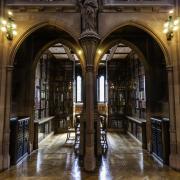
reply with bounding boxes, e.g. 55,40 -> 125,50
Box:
163,9 -> 179,41
97,49 -> 102,55
0,10 -> 17,41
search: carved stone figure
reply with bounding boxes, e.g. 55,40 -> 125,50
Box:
78,0 -> 98,33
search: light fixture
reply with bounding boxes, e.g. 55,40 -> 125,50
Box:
169,9 -> 174,14
78,50 -> 82,55
0,10 -> 17,40
8,10 -> 13,16
97,49 -> 102,55
163,9 -> 179,41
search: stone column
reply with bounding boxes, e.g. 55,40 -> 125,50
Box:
167,65 -> 180,169
79,33 -> 100,171
79,70 -> 86,159
0,11 -> 13,168
167,66 -> 177,151
0,0 -> 6,171
27,70 -> 35,153
145,74 -> 152,152
168,7 -> 180,167
94,73 -> 102,157
0,64 -> 13,171
3,65 -> 13,169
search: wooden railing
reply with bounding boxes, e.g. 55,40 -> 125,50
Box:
126,116 -> 147,149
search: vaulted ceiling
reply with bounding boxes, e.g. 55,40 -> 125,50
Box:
48,43 -> 79,61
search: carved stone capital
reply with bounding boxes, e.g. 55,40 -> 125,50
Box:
86,64 -> 94,72
0,65 -> 14,71
6,65 -> 14,71
166,65 -> 173,71
80,30 -> 100,40
79,33 -> 100,47
79,35 -> 100,65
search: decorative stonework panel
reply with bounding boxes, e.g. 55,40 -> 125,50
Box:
102,0 -> 174,6
6,0 -> 77,6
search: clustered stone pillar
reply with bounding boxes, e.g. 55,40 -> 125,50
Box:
167,65 -> 180,170
0,21 -> 13,169
79,34 -> 100,171
0,65 -> 13,170
94,73 -> 102,157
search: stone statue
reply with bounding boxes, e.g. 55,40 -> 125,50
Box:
78,0 -> 98,33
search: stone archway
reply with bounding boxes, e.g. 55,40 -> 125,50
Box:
95,23 -> 176,169
1,23 -> 83,170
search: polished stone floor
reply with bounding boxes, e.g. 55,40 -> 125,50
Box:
0,133 -> 180,180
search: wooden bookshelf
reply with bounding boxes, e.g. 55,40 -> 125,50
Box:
35,53 -> 50,119
127,53 -> 146,119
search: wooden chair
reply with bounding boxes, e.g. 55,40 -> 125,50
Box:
65,114 -> 75,143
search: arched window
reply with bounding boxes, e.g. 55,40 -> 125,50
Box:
99,75 -> 105,102
76,76 -> 82,102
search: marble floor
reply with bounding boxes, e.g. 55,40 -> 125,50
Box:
0,133 -> 180,180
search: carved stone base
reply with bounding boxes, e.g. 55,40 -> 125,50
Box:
169,153 -> 180,170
